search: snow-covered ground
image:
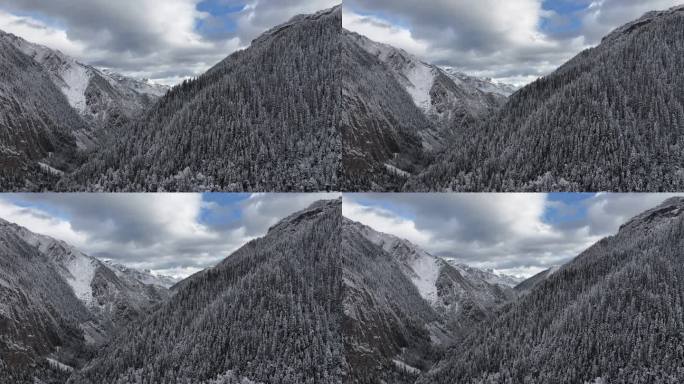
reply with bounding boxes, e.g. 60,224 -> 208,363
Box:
403,62 -> 436,111
392,358 -> 421,374
384,163 -> 411,177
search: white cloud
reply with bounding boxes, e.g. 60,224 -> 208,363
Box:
343,193 -> 677,278
0,10 -> 89,58
343,0 -> 676,85
343,198 -> 431,246
0,0 -> 337,83
0,199 -> 89,249
0,193 -> 338,278
342,10 -> 430,58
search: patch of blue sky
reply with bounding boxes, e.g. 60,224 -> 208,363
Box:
543,192 -> 595,224
198,193 -> 250,226
540,0 -> 590,35
195,0 -> 245,37
345,5 -> 412,29
8,9 -> 67,30
345,194 -> 417,221
2,194 -> 73,221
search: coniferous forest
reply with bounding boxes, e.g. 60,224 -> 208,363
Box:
1,0 -> 684,383
2,197 -> 684,383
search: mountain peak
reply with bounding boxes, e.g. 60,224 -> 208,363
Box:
253,4 -> 340,46
603,4 -> 684,43
619,196 -> 684,232
267,198 -> 341,233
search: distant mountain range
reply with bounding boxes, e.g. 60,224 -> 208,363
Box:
4,197 -> 682,382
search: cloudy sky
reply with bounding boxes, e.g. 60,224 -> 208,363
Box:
344,193 -> 680,278
0,193 -> 338,278
0,0 -> 339,84
343,0 -> 682,85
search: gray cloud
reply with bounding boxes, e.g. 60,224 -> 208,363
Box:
343,193 -> 678,277
0,0 -> 339,84
0,193 -> 338,278
343,0 -> 681,85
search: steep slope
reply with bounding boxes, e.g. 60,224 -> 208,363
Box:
411,5 -> 684,192
419,197 -> 684,383
342,219 -> 441,384
342,220 -> 516,383
0,37 -> 86,190
8,224 -> 170,330
63,6 -> 342,192
349,221 -> 516,328
0,219 -> 170,383
1,30 -> 167,145
341,31 -> 506,191
0,220 -> 94,383
70,200 -> 344,384
513,265 -> 561,294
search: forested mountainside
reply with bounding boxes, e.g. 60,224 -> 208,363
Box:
0,37 -> 86,190
2,30 -> 167,141
70,200 -> 344,384
61,6 -> 342,192
408,5 -> 684,192
0,31 -> 166,191
341,31 -> 508,191
513,265 -> 561,294
342,219 -> 516,383
418,197 -> 684,383
0,219 -> 170,383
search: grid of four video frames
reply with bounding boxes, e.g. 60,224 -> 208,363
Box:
1,1 -> 683,383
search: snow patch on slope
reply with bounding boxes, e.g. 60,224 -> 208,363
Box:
384,163 -> 411,177
408,255 -> 441,303
64,255 -> 97,304
403,62 -> 435,111
59,64 -> 91,113
353,221 -> 441,304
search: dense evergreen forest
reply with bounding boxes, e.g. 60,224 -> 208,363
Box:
419,197 -> 684,383
60,7 -> 341,192
2,197 -> 684,383
407,6 -> 684,192
69,200 -> 344,384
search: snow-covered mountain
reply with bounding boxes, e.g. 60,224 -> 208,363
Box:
103,260 -> 179,289
342,30 -> 507,190
342,218 -> 517,383
420,196 -> 684,383
349,220 -> 516,320
62,6 -> 341,192
0,34 -> 87,190
0,29 -> 169,190
445,261 -> 525,288
0,218 -> 171,381
440,67 -> 518,97
70,199 -> 344,384
409,5 -> 684,192
0,30 -> 168,146
4,219 -> 171,326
